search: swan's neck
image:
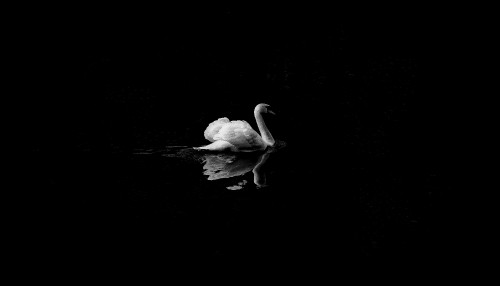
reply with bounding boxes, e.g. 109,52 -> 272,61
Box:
254,110 -> 275,146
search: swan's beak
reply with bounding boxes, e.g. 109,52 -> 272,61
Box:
268,110 -> 276,115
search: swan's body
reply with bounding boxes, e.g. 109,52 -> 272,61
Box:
194,103 -> 275,152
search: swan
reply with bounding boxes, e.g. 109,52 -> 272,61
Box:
194,103 -> 276,152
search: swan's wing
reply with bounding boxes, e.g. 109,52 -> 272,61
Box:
204,117 -> 230,142
213,120 -> 265,149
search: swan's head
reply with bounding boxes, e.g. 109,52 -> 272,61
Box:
255,103 -> 276,115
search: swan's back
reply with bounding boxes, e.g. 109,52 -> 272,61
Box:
215,121 -> 266,150
203,118 -> 266,151
204,117 -> 230,142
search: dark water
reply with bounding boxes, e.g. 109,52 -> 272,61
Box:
25,9 -> 453,267
31,139 -> 447,265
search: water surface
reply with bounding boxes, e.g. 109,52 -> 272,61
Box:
42,143 -> 368,261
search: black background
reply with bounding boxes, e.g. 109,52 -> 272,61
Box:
24,6 -> 454,268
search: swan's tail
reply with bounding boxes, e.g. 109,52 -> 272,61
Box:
193,141 -> 236,152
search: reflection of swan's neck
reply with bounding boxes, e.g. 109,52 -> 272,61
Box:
254,110 -> 275,146
252,151 -> 271,187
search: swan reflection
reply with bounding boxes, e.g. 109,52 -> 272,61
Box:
201,149 -> 273,190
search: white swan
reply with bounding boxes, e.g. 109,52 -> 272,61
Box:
194,103 -> 276,152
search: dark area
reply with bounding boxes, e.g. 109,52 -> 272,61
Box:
25,7 -> 453,267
